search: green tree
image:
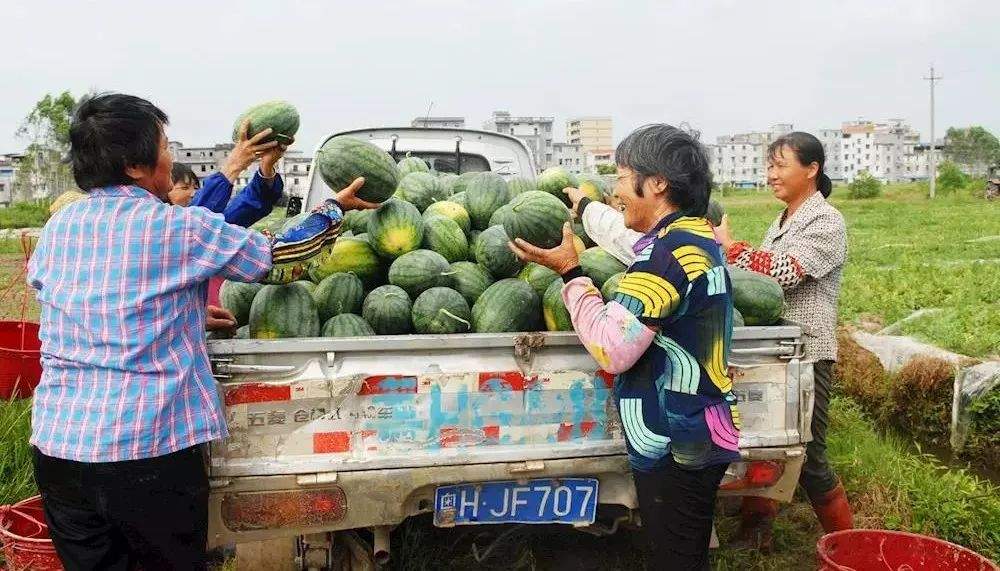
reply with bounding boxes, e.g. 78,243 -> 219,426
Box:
848,170 -> 881,199
944,126 -> 1000,176
14,91 -> 78,201
936,160 -> 970,194
596,164 -> 617,175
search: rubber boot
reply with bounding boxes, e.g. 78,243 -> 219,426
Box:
732,496 -> 777,553
811,480 -> 854,533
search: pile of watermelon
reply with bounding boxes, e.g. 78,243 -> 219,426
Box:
224,137 -> 784,339
223,146 -> 633,338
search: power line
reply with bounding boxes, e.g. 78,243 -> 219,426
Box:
924,65 -> 943,198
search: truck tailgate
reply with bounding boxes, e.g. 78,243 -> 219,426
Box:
207,328 -> 810,478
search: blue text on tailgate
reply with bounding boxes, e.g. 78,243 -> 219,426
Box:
434,478 -> 599,526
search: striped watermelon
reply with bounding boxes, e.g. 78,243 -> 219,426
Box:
502,190 -> 570,249
472,278 -> 540,333
536,167 -> 577,204
317,137 -> 400,203
367,199 -> 424,259
474,226 -> 523,278
488,204 -> 514,228
518,263 -> 559,298
312,272 -> 364,322
449,171 -> 484,196
395,172 -> 448,211
412,287 -> 473,334
309,237 -> 383,286
362,285 -> 413,335
466,230 -> 481,261
507,177 -> 536,196
542,279 -> 572,331
580,247 -> 627,289
232,100 -> 299,145
322,313 -> 375,337
423,200 -> 471,234
422,215 -> 469,263
397,155 -> 430,177
466,173 -> 510,230
388,249 -> 455,298
577,174 -> 608,203
572,221 -> 595,248
449,261 -> 494,305
249,284 -> 321,339
343,209 -> 374,234
219,281 -> 263,326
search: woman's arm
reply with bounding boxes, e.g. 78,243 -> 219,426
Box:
578,199 -> 642,265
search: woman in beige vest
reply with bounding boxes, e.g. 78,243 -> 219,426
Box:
715,131 -> 853,551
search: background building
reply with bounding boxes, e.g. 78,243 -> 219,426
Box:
567,117 -> 613,154
411,116 -> 466,128
552,142 -> 585,175
584,148 -> 615,173
840,119 -> 920,182
482,111 -> 554,171
0,155 -> 17,206
706,123 -> 793,187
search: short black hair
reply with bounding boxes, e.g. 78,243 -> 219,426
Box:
69,93 -> 169,190
767,131 -> 832,198
615,124 -> 712,217
171,162 -> 199,187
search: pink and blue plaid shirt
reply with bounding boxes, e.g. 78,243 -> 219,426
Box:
27,185 -> 272,462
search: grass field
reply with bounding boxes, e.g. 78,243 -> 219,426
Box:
1,184 -> 997,568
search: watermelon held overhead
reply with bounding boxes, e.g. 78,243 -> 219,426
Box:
422,215 -> 469,263
232,100 -> 299,145
472,278 -> 541,333
312,272 -> 364,322
395,172 -> 448,211
536,167 -> 578,204
503,190 -> 570,249
449,261 -> 494,305
397,155 -> 430,177
542,279 -> 573,332
387,249 -> 455,298
729,267 -> 784,325
411,287 -> 473,334
367,199 -> 424,259
474,225 -> 524,279
465,172 -> 510,230
317,137 -> 400,203
362,285 -> 413,335
423,200 -> 471,234
219,281 -> 263,326
322,313 -> 375,337
517,263 -> 559,298
579,247 -> 627,289
249,284 -> 321,339
309,237 -> 383,286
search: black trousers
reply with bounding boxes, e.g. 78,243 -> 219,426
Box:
799,359 -> 839,499
633,458 -> 729,571
31,445 -> 209,571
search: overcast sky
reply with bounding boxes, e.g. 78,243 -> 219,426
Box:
1,0 -> 996,154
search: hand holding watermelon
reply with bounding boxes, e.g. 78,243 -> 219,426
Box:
562,186 -> 587,217
222,119 -> 280,183
334,177 -> 381,211
508,222 -> 580,276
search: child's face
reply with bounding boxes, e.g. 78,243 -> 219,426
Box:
167,178 -> 198,206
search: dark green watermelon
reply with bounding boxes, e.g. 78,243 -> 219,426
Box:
317,137 -> 400,203
450,171 -> 485,196
579,247 -> 627,289
362,285 -> 413,335
249,284 -> 321,339
422,215 -> 469,263
474,225 -> 523,278
503,190 -> 570,249
412,287 -> 473,334
542,279 -> 572,331
729,267 -> 784,326
312,272 -> 364,322
572,221 -> 595,248
343,209 -> 374,234
388,249 -> 455,298
488,204 -> 514,228
232,100 -> 299,144
367,199 -> 424,259
466,230 -> 481,261
322,313 -> 375,337
536,167 -> 577,203
517,263 -> 559,298
395,172 -> 448,211
397,155 -> 430,177
219,281 -> 263,326
466,173 -> 510,230
472,278 -> 541,333
732,307 -> 745,328
449,261 -> 495,305
423,200 -> 471,234
507,177 -> 536,196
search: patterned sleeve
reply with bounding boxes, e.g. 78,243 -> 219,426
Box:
258,199 -> 345,284
616,234 -> 690,327
725,212 -> 845,289
561,277 -> 656,374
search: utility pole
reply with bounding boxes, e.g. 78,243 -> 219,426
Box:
924,65 -> 942,198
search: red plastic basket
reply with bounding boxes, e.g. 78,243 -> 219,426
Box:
0,320 -> 41,400
818,529 -> 998,570
0,496 -> 64,571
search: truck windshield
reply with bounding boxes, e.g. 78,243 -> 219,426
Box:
395,152 -> 491,174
